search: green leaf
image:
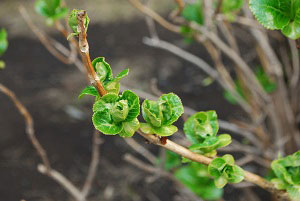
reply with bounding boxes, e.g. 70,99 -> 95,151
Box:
159,93 -> 184,126
140,123 -> 154,134
271,178 -> 288,190
184,111 -> 219,144
92,91 -> 140,137
182,0 -> 204,25
68,9 -> 90,34
0,28 -> 8,57
249,0 -> 300,39
92,110 -> 123,135
222,154 -> 235,166
92,57 -> 113,83
208,155 -> 244,188
78,86 -> 99,99
104,81 -> 120,94
255,67 -> 277,93
221,0 -> 244,14
287,186 -> 300,200
214,176 -> 227,188
175,163 -> 223,200
152,125 -> 178,136
141,93 -> 183,136
120,90 -> 140,121
35,0 -> 68,22
142,100 -> 163,127
119,118 -> 140,138
111,100 -> 129,122
115,68 -> 129,81
164,150 -> 181,170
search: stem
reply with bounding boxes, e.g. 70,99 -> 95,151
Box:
76,11 -> 107,97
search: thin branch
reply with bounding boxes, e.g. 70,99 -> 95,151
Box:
136,131 -> 289,199
128,0 -> 180,33
0,83 -> 51,171
19,6 -> 71,65
38,164 -> 85,201
124,138 -> 157,165
76,11 -> 107,97
289,39 -> 300,89
143,37 -> 219,79
81,130 -> 102,198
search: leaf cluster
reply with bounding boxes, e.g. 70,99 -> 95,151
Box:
35,0 -> 68,25
271,151 -> 300,200
250,0 -> 300,39
92,90 -> 140,137
208,154 -> 245,188
68,9 -> 90,38
140,93 -> 184,136
184,111 -> 231,156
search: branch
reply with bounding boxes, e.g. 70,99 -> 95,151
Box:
19,6 -> 71,65
128,0 -> 180,33
136,131 -> 289,199
38,164 -> 85,201
81,130 -> 102,198
0,84 -> 51,171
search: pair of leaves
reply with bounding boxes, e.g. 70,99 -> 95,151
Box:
0,28 -> 8,69
92,57 -> 129,95
250,0 -> 300,39
35,0 -> 68,25
92,90 -> 140,137
140,93 -> 184,136
68,9 -> 90,38
208,154 -> 245,188
271,151 -> 300,200
184,111 -> 231,156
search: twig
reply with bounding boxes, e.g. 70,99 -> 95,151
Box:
76,11 -> 107,97
38,164 -> 85,201
124,138 -> 157,165
19,6 -> 71,65
81,130 -> 102,198
143,37 -> 219,79
136,131 -> 289,199
0,83 -> 51,171
128,0 -> 180,33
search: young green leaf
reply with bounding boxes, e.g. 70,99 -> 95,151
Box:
91,57 -> 129,94
92,90 -> 140,137
141,93 -> 184,136
208,154 -> 245,188
78,86 -> 99,99
181,0 -> 204,25
35,0 -> 68,25
184,111 -> 230,156
271,150 -> 300,200
249,0 -> 300,39
0,28 -> 8,57
68,9 -> 90,37
175,162 -> 223,200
